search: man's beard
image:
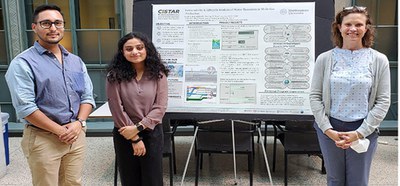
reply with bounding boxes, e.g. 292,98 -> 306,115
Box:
37,34 -> 63,45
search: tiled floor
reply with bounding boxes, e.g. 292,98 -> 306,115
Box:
0,135 -> 397,185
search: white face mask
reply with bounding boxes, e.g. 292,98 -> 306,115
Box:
350,138 -> 370,153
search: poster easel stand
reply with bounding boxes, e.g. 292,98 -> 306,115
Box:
180,119 -> 273,186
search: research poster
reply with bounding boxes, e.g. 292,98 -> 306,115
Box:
152,2 -> 315,115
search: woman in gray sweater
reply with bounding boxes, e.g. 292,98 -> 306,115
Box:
310,6 -> 390,186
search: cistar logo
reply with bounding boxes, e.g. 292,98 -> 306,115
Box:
158,9 -> 180,14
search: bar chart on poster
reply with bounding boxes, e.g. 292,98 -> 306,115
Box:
151,2 -> 315,115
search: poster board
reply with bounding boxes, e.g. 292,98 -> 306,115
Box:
133,0 -> 334,120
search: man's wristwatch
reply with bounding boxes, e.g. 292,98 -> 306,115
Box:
77,118 -> 87,128
135,123 -> 144,132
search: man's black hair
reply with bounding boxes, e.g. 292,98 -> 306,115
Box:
32,4 -> 63,22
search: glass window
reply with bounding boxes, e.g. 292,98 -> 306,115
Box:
100,30 -> 119,63
77,31 -> 100,64
76,0 -> 121,63
76,30 -> 119,64
354,0 -> 398,26
374,27 -> 398,61
377,0 -> 397,25
0,3 -> 8,65
354,0 -> 397,25
76,0 -> 120,29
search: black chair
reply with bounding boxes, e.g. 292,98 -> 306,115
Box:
194,120 -> 255,186
272,120 -> 325,186
114,122 -> 176,186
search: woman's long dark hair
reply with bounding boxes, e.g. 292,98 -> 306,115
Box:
106,32 -> 169,83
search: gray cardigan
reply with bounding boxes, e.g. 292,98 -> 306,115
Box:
309,48 -> 391,137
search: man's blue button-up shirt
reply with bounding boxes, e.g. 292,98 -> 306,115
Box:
5,41 -> 95,125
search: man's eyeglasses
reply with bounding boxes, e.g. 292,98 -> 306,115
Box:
343,6 -> 367,11
35,20 -> 65,29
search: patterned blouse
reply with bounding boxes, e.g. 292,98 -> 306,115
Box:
330,47 -> 373,122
